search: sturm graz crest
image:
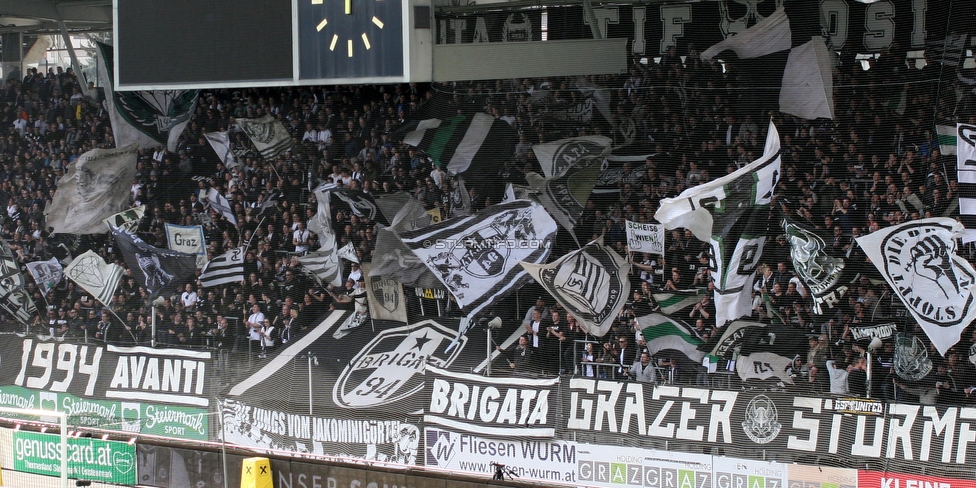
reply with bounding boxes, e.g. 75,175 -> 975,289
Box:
741,394 -> 781,444
333,321 -> 466,409
115,90 -> 198,142
542,245 -> 625,324
371,278 -> 401,313
547,138 -> 608,177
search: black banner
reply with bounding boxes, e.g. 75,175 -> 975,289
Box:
435,11 -> 542,44
536,0 -> 955,56
561,378 -> 976,465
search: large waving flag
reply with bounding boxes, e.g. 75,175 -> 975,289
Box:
655,121 -> 781,327
64,250 -> 124,307
206,188 -> 237,226
44,145 -> 139,234
400,200 -> 557,318
112,227 -> 197,300
521,238 -> 629,337
856,218 -> 976,356
700,3 -> 833,120
735,324 -> 807,384
635,313 -> 705,365
401,113 -> 518,174
97,42 -> 198,151
369,197 -> 440,288
237,114 -> 294,160
955,124 -> 976,242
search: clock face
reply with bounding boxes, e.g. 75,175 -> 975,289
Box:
299,0 -> 405,80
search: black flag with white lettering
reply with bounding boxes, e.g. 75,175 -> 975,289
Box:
112,227 -> 197,301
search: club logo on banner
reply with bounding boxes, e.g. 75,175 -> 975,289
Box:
785,219 -> 848,314
741,394 -> 781,444
956,123 -> 976,242
333,321 -> 467,409
856,218 -> 976,355
625,220 -> 665,255
426,366 -> 557,437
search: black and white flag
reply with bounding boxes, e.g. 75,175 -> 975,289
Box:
735,324 -> 806,384
521,238 -> 629,337
44,145 -> 139,234
206,188 -> 237,225
784,217 -> 853,314
856,217 -> 976,356
297,247 -> 342,287
401,113 -> 518,174
400,200 -> 557,317
331,189 -> 390,226
524,161 -> 602,238
237,114 -> 294,160
369,198 -> 440,288
64,250 -> 124,307
112,227 -> 197,300
532,135 -> 611,178
656,121 -> 781,327
26,257 -> 63,295
0,237 -> 38,327
363,263 -> 408,323
199,247 -> 244,288
96,42 -> 198,151
955,123 -> 976,242
700,2 -> 833,120
204,130 -> 240,168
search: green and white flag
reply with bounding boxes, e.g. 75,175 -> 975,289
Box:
937,124 -> 957,155
635,313 -> 705,364
401,113 -> 517,174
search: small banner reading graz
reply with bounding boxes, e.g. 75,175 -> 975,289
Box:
425,366 -> 558,438
520,237 -> 629,337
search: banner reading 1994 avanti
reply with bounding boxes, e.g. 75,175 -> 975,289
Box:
12,431 -> 136,485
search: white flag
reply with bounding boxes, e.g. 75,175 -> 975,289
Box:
26,258 -> 63,295
655,121 -> 781,327
65,250 -> 124,307
199,247 -> 244,288
206,188 -> 237,225
856,218 -> 976,356
45,145 -> 139,234
205,130 -> 240,168
625,220 -> 665,255
237,114 -> 294,160
337,242 -> 360,263
298,247 -> 342,287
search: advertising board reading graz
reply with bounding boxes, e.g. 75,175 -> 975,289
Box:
0,337 -> 210,440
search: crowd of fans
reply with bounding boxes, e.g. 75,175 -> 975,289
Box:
2,44 -> 976,403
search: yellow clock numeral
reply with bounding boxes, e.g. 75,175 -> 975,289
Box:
372,16 -> 384,28
316,18 -> 328,32
345,0 -> 351,15
311,0 -> 322,3
362,33 -> 371,50
347,40 -> 353,57
329,34 -> 338,51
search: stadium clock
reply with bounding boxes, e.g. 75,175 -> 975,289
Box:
299,0 -> 405,80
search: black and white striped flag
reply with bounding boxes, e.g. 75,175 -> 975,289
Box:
297,247 -> 342,287
701,2 -> 833,120
956,124 -> 976,242
401,113 -> 518,174
206,188 -> 237,225
199,247 -> 244,288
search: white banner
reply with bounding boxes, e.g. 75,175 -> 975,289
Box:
45,145 -> 139,235
625,220 -> 665,255
164,224 -> 206,268
424,428 -> 576,483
